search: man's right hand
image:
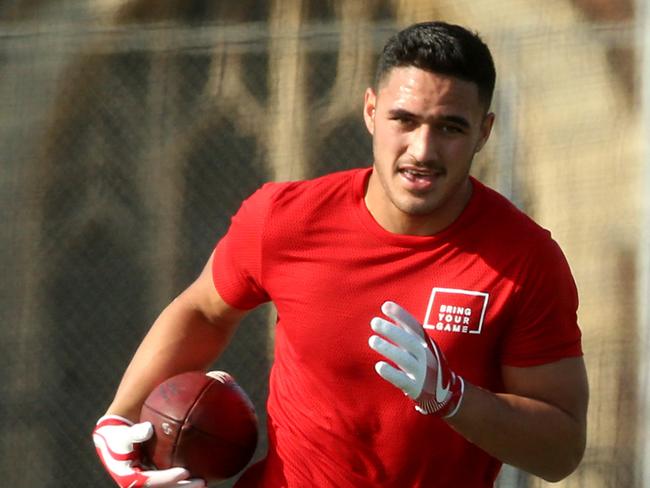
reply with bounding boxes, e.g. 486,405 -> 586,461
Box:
93,415 -> 206,488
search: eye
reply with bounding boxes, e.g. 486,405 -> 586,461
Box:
439,124 -> 464,134
391,115 -> 418,130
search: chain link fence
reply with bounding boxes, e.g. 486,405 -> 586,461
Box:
0,2 -> 645,487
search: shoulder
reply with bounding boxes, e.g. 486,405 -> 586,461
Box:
269,168 -> 364,201
471,178 -> 554,249
466,179 -> 574,285
253,167 -> 366,214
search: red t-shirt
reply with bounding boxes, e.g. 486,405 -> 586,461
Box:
213,167 -> 582,488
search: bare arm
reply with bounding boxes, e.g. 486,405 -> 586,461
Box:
446,357 -> 589,482
106,252 -> 248,421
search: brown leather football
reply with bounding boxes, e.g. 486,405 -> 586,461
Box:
140,370 -> 258,482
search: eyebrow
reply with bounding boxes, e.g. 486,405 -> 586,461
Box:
387,108 -> 471,129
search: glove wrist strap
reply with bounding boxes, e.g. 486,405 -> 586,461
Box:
415,376 -> 465,418
442,376 -> 465,419
96,414 -> 135,427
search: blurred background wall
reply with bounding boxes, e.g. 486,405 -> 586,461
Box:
0,0 -> 646,487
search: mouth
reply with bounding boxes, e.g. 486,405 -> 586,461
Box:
398,166 -> 445,191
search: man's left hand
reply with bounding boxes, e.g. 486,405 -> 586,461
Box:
368,301 -> 464,418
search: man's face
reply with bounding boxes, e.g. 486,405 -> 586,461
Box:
363,66 -> 494,235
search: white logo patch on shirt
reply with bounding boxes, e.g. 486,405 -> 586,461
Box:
423,287 -> 489,335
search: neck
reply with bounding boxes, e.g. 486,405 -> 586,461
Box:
364,175 -> 473,236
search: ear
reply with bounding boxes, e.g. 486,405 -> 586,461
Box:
474,112 -> 495,153
363,87 -> 377,136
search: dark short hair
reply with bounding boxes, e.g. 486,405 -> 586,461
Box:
375,21 -> 496,109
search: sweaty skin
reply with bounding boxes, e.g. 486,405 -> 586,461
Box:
363,66 -> 493,236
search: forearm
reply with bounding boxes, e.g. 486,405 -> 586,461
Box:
446,382 -> 586,481
106,295 -> 239,421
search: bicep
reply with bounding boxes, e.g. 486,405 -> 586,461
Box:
502,356 -> 589,425
179,251 -> 250,328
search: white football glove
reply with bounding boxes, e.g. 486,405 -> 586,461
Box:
93,415 -> 206,488
368,301 -> 465,418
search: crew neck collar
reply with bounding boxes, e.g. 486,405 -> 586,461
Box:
352,167 -> 482,248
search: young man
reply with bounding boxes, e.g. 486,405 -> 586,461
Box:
93,21 -> 588,487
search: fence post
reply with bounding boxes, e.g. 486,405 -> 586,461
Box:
636,0 -> 650,486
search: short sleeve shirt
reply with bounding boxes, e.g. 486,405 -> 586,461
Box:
213,167 -> 582,488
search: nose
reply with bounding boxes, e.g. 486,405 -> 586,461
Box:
408,124 -> 436,163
